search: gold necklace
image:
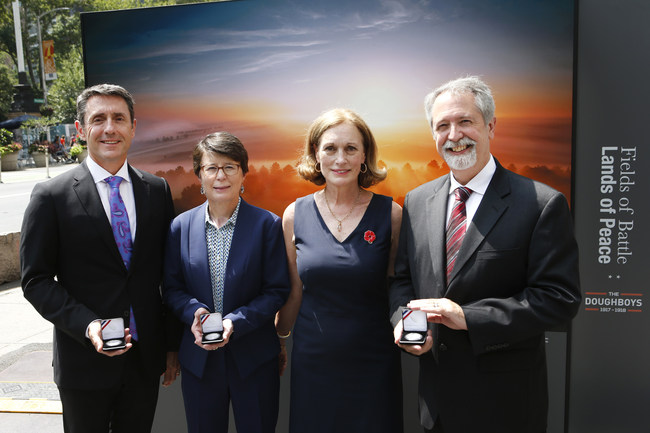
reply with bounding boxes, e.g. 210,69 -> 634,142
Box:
323,188 -> 361,232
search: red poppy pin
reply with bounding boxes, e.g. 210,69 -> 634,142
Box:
364,230 -> 376,244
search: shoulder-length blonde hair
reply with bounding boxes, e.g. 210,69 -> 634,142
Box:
296,108 -> 387,187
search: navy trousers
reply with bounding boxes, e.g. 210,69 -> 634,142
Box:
181,348 -> 279,433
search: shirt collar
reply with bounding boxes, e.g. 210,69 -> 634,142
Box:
205,197 -> 242,229
87,155 -> 131,185
449,155 -> 496,196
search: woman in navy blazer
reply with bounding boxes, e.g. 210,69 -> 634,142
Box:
163,132 -> 290,433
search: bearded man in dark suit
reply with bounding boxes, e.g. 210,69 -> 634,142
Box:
389,76 -> 581,433
21,84 -> 180,433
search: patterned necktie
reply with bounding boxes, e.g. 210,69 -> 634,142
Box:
105,176 -> 138,340
446,186 -> 472,284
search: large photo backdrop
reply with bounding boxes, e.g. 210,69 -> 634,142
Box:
81,0 -> 574,218
81,1 -> 576,431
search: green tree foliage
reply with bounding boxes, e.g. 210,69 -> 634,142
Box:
49,12 -> 81,61
0,2 -> 17,67
47,46 -> 83,123
0,0 -> 84,91
0,127 -> 13,146
0,62 -> 16,121
86,0 -> 208,10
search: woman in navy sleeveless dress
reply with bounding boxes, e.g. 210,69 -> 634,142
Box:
276,109 -> 403,432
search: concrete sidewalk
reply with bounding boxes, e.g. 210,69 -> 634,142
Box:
0,162 -> 79,286
0,281 -> 62,432
0,161 -> 77,185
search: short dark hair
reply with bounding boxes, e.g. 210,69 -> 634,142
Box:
77,84 -> 135,126
192,132 -> 249,177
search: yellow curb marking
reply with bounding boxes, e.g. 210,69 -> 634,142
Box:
0,398 -> 62,414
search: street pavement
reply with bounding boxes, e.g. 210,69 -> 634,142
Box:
0,163 -> 76,432
0,281 -> 62,432
0,162 -> 77,235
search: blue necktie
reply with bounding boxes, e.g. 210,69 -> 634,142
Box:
105,176 -> 138,340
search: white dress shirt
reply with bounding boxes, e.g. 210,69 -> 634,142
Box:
86,155 -> 137,241
446,155 -> 497,227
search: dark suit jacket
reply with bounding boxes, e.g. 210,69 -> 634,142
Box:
162,199 -> 290,380
20,161 -> 176,389
389,160 -> 581,433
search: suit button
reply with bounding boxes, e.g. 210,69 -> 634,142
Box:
123,311 -> 129,318
439,343 -> 448,352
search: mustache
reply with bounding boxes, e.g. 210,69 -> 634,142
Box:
443,137 -> 476,149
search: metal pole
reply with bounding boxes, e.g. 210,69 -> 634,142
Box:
45,146 -> 50,179
0,152 -> 3,184
12,1 -> 25,74
36,16 -> 46,105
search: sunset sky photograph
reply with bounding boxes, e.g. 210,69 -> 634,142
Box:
82,0 -> 575,214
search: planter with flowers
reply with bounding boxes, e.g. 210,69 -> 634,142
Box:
29,143 -> 50,167
70,141 -> 87,163
0,129 -> 22,171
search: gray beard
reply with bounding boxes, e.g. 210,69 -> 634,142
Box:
443,138 -> 477,171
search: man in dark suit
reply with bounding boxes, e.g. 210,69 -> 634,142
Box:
389,76 -> 581,433
20,84 -> 180,433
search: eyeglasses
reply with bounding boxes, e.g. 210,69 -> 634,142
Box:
201,163 -> 240,177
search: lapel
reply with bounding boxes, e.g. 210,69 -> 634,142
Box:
129,165 -> 148,268
446,162 -> 510,290
189,202 -> 214,309
72,162 -> 124,267
426,176 -> 450,297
